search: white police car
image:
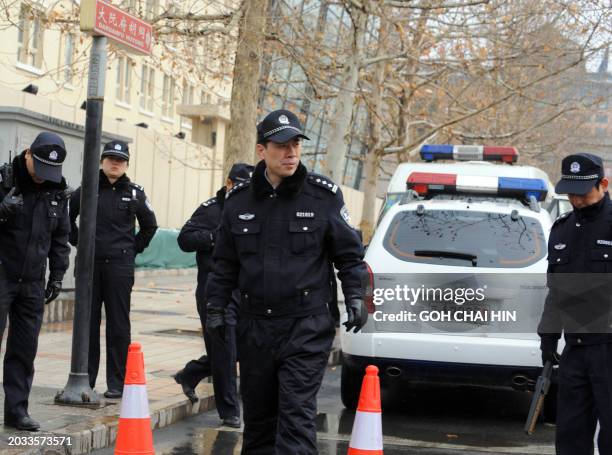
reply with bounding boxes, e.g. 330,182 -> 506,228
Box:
341,145 -> 559,417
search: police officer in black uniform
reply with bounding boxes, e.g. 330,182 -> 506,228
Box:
69,140 -> 157,398
206,109 -> 368,454
174,163 -> 253,429
538,153 -> 612,455
0,132 -> 70,430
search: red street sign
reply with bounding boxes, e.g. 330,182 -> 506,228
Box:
81,0 -> 152,55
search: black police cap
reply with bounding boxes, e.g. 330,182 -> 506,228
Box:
555,152 -> 604,195
228,163 -> 254,183
257,109 -> 310,144
101,140 -> 130,161
30,132 -> 66,184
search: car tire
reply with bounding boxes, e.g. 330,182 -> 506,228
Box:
341,357 -> 362,410
543,382 -> 558,423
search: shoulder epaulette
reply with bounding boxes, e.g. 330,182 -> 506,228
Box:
553,211 -> 571,226
226,179 -> 251,199
307,174 -> 338,194
129,182 -> 144,192
201,197 -> 218,207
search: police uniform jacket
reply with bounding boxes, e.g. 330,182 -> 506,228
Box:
0,153 -> 70,282
538,193 -> 612,346
206,160 -> 366,318
69,170 -> 158,263
177,187 -> 225,297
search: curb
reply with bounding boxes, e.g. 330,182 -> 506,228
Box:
0,390 -> 215,455
134,268 -> 197,278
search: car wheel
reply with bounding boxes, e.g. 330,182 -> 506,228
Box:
341,358 -> 362,410
543,382 -> 558,423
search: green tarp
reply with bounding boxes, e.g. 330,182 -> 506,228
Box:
135,228 -> 196,269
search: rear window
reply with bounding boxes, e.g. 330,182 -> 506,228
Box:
383,209 -> 546,268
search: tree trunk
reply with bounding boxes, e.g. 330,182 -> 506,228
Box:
224,0 -> 269,177
360,11 -> 387,244
323,4 -> 368,183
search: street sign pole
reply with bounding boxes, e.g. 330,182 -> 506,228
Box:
56,0 -> 151,407
55,36 -> 107,406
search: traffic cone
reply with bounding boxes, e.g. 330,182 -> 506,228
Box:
347,365 -> 383,455
115,342 -> 154,455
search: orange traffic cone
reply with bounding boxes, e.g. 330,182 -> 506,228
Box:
115,343 -> 154,455
347,365 -> 383,455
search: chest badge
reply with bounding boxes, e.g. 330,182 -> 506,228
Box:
121,197 -> 131,202
296,211 -> 315,219
238,213 -> 255,221
554,243 -> 566,250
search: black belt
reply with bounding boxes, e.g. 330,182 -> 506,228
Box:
239,288 -> 330,318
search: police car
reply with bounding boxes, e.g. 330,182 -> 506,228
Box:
341,145 -> 559,417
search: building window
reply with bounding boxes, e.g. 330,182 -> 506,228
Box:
63,33 -> 75,83
122,0 -> 137,13
181,81 -> 194,126
201,90 -> 211,104
17,4 -> 44,68
116,56 -> 131,104
140,65 -> 155,112
162,74 -> 175,118
144,0 -> 158,20
183,81 -> 194,105
596,114 -> 608,124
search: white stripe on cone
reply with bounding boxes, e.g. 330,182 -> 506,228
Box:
348,410 -> 383,451
119,385 -> 150,419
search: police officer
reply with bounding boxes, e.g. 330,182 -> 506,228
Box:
206,109 -> 368,454
0,132 -> 70,430
174,163 -> 253,429
538,153 -> 612,454
69,140 -> 157,398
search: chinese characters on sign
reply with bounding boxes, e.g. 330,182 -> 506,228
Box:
84,0 -> 152,55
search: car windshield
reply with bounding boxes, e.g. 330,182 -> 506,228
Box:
383,209 -> 546,268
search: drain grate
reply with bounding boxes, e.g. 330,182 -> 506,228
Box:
148,328 -> 203,338
132,309 -> 182,316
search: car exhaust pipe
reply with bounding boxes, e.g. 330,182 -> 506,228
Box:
511,374 -> 530,391
386,366 -> 402,378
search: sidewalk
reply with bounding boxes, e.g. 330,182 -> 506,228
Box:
0,272 -> 215,454
0,272 -> 342,454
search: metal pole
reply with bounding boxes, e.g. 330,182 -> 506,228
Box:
55,36 -> 107,406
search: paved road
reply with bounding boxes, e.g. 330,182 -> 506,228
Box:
94,364 -> 557,454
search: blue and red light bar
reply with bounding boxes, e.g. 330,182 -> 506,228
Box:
420,145 -> 519,163
407,172 -> 547,201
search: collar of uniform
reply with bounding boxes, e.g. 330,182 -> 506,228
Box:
215,186 -> 227,210
251,160 -> 307,199
574,192 -> 609,221
99,169 -> 131,188
13,152 -> 66,193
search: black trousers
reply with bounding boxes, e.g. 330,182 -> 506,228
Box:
0,269 -> 45,420
556,343 -> 612,455
181,296 -> 240,419
88,261 -> 134,392
237,312 -> 335,455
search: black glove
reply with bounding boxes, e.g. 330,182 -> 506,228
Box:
343,298 -> 368,333
0,188 -> 23,218
206,306 -> 226,344
45,280 -> 62,305
540,336 -> 560,366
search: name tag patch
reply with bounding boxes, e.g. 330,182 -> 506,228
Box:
296,211 -> 315,218
122,197 -> 131,202
597,239 -> 612,246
